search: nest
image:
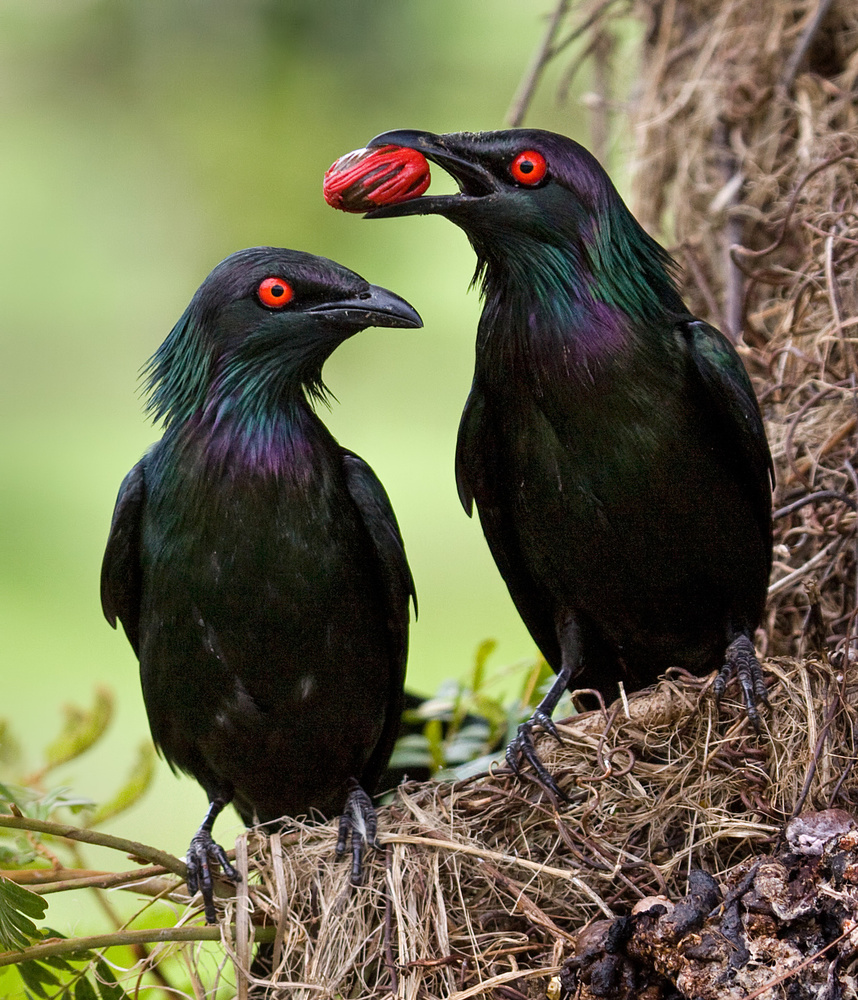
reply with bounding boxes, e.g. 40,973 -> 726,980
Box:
621,0 -> 858,656
225,658 -> 858,998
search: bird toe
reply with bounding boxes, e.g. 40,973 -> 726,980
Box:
336,782 -> 379,885
186,831 -> 239,924
716,634 -> 768,731
505,719 -> 566,801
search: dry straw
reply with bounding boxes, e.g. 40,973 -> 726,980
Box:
224,658 -> 857,998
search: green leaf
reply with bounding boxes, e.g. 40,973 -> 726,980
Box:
0,781 -> 36,812
0,843 -> 38,868
0,877 -> 48,949
0,721 -> 22,772
388,734 -> 431,770
74,976 -> 98,1000
94,960 -> 129,1000
518,657 -> 553,708
424,718 -> 445,774
471,638 -> 497,693
17,960 -> 59,997
40,953 -> 75,973
86,743 -> 155,827
43,689 -> 113,773
33,788 -> 96,822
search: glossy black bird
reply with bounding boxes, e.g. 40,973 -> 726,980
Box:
363,128 -> 773,794
101,247 -> 419,921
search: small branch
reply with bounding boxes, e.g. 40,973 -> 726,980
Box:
0,813 -> 186,877
768,539 -> 842,598
780,0 -> 836,92
28,867 -> 179,897
447,964 -> 563,1000
744,924 -> 852,1000
773,490 -> 858,519
0,925 -> 277,968
506,0 -> 571,127
0,867 -> 111,885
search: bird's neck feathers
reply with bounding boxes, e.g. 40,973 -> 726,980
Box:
144,310 -> 332,477
471,198 -> 686,385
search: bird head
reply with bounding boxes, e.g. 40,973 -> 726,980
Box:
363,129 -> 683,324
145,247 -> 421,426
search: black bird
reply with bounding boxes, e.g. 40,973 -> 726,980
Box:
363,128 -> 773,794
101,247 -> 419,921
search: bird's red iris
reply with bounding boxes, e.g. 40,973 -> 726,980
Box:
510,150 -> 547,186
257,277 -> 294,308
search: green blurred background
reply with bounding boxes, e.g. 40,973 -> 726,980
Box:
0,0 -> 603,950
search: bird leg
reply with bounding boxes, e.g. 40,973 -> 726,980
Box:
505,618 -> 580,800
713,633 -> 769,730
186,796 -> 240,924
336,779 -> 379,885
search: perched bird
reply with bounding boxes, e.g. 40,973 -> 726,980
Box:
362,128 -> 773,795
101,247 -> 419,921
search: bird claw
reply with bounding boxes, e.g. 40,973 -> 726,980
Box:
714,634 -> 768,732
336,781 -> 379,885
505,716 -> 566,800
186,830 -> 240,925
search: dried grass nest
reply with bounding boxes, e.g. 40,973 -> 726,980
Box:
220,656 -> 858,999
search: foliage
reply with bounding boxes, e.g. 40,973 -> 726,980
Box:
0,690 -> 155,999
389,639 -> 577,781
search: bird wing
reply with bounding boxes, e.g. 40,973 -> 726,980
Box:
455,382 -> 483,516
100,459 -> 146,656
341,449 -> 416,788
681,319 -> 774,555
456,384 -> 563,668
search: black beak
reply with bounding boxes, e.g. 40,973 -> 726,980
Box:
306,284 -> 422,330
364,129 -> 495,219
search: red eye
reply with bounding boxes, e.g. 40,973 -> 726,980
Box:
257,276 -> 294,308
510,150 -> 547,185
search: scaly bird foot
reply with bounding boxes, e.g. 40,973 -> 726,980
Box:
713,634 -> 769,731
186,829 -> 240,924
505,709 -> 566,800
336,780 -> 379,885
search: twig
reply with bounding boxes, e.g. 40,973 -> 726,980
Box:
744,924 -> 853,1000
732,151 -> 857,265
234,834 -> 251,1000
768,539 -> 842,597
551,0 -> 622,57
780,0 -> 837,92
506,0 -> 571,127
0,813 -> 186,876
29,869 -> 178,897
383,846 -> 399,994
0,925 -> 277,968
446,964 -> 563,1000
774,490 -> 858,519
790,677 -> 841,819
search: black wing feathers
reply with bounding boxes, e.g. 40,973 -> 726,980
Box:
680,319 -> 774,565
341,449 -> 415,790
100,459 -> 146,655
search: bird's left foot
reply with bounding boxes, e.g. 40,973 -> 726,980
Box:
713,634 -> 768,730
336,780 -> 379,885
505,709 -> 566,800
186,829 -> 240,925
